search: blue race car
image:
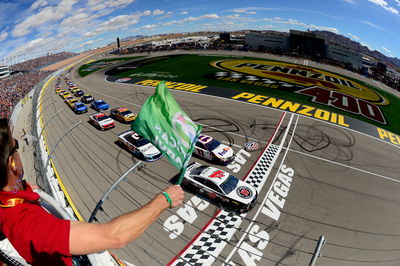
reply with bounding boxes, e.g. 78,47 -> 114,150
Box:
73,102 -> 88,114
91,100 -> 110,111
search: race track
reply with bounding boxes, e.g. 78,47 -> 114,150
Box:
39,52 -> 400,265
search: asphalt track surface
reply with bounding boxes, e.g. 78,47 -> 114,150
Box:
40,52 -> 400,266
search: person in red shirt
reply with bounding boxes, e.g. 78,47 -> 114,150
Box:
0,118 -> 184,265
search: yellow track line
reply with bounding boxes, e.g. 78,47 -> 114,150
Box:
39,76 -> 84,221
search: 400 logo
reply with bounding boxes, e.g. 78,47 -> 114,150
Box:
210,59 -> 388,124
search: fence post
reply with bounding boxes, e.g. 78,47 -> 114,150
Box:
38,108 -> 64,138
89,161 -> 145,222
309,235 -> 325,266
45,121 -> 81,169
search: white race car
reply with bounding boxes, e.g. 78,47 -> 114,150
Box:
194,134 -> 235,165
89,112 -> 115,130
118,130 -> 163,162
183,162 -> 257,213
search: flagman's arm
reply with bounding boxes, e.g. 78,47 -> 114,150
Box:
69,185 -> 184,255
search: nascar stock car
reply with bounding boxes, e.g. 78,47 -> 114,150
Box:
72,102 -> 88,114
81,94 -> 94,103
110,108 -> 137,123
66,98 -> 78,107
72,89 -> 84,97
55,88 -> 62,94
63,95 -> 74,102
60,91 -> 70,98
89,112 -> 115,130
118,130 -> 163,162
57,89 -> 66,95
182,162 -> 258,213
194,134 -> 235,165
91,100 -> 110,111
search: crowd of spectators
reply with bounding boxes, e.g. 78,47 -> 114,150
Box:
0,52 -> 78,119
0,70 -> 52,118
10,52 -> 76,72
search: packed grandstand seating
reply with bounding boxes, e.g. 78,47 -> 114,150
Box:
0,52 -> 78,119
10,52 -> 76,72
0,70 -> 52,118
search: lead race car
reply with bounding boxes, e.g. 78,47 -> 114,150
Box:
182,162 -> 258,213
118,130 -> 163,162
194,134 -> 235,165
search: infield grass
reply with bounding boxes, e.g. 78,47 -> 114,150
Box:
109,54 -> 400,134
78,56 -> 143,77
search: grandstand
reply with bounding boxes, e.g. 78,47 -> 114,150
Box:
0,66 -> 10,79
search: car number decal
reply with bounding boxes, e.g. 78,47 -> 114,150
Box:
236,186 -> 253,199
198,135 -> 212,144
209,170 -> 225,178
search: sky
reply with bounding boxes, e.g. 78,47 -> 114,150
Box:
0,0 -> 399,64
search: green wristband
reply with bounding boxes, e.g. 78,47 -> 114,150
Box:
161,192 -> 173,208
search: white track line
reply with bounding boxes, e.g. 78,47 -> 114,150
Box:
283,147 -> 400,184
223,113 -> 299,264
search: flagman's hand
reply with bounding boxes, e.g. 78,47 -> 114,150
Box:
161,185 -> 184,208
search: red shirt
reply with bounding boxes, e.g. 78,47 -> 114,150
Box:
0,185 -> 72,266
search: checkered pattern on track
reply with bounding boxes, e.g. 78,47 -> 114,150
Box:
170,144 -> 280,265
246,144 -> 279,189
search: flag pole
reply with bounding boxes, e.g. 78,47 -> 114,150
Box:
176,152 -> 192,185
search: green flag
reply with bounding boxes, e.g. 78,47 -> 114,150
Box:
131,81 -> 202,184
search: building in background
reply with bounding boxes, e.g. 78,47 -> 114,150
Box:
289,30 -> 325,60
245,32 -> 289,53
325,44 -> 363,70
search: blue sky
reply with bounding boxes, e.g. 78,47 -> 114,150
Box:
0,0 -> 399,64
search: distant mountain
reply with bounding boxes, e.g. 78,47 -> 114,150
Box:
313,30 -> 400,68
121,35 -> 146,42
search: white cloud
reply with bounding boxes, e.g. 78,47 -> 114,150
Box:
30,0 -> 48,10
87,0 -> 135,11
233,9 -> 247,13
160,13 -> 220,26
143,24 -> 157,30
83,40 -> 94,45
84,13 -> 141,38
153,9 -> 165,15
396,0 -> 400,5
386,6 -> 399,13
61,12 -> 91,27
342,0 -> 356,3
160,11 -> 173,19
12,0 -> 78,37
11,37 -> 53,56
180,11 -> 188,15
143,10 -> 151,16
201,14 -> 219,19
226,14 -> 242,19
0,31 -> 8,42
382,46 -> 392,53
263,17 -> 339,34
367,0 -> 399,13
232,8 -> 257,14
359,20 -> 385,30
346,33 -> 360,40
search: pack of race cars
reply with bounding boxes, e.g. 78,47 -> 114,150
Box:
54,77 -> 258,213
